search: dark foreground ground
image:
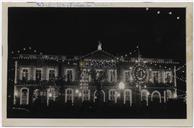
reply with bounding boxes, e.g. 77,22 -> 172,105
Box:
7,100 -> 186,118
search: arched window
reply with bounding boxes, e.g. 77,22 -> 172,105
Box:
47,87 -> 57,106
124,89 -> 132,106
93,90 -> 105,102
151,90 -> 162,103
65,88 -> 74,103
82,89 -> 90,102
141,89 -> 149,106
166,90 -> 172,101
20,88 -> 29,105
109,89 -> 117,103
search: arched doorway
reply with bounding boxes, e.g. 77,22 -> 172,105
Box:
141,89 -> 149,106
20,87 -> 29,105
82,89 -> 90,102
109,89 -> 117,103
151,90 -> 161,103
93,90 -> 105,103
124,89 -> 132,106
65,88 -> 74,103
47,87 -> 57,106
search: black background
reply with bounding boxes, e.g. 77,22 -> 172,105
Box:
8,7 -> 185,60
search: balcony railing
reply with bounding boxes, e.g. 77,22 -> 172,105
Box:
16,79 -> 174,87
17,80 -> 79,86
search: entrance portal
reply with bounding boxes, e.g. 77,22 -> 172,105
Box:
94,90 -> 105,103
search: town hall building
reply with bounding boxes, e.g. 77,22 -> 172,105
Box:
12,43 -> 178,107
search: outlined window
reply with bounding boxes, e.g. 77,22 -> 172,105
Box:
36,69 -> 42,81
109,89 -> 117,102
82,89 -> 90,101
165,71 -> 173,83
49,69 -> 55,80
65,69 -> 74,82
124,70 -> 132,82
22,69 -> 29,81
65,88 -> 74,103
108,70 -> 117,82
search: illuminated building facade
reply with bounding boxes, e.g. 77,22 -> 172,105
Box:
12,44 -> 179,107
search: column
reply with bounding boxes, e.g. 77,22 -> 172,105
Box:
162,70 -> 165,83
30,67 -> 33,80
115,69 -> 117,82
174,66 -> 177,87
33,68 -> 36,80
115,92 -> 117,103
14,61 -> 18,84
130,91 -> 132,106
123,90 -> 126,104
146,95 -> 149,106
72,69 -> 75,81
108,70 -> 110,82
42,67 -> 47,80
174,88 -> 178,99
13,86 -> 16,104
72,91 -> 74,104
163,91 -> 166,103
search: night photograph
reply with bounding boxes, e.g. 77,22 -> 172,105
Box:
7,7 -> 186,118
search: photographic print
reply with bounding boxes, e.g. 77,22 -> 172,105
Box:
2,2 -> 193,127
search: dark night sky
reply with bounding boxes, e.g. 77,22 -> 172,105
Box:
8,7 -> 186,60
